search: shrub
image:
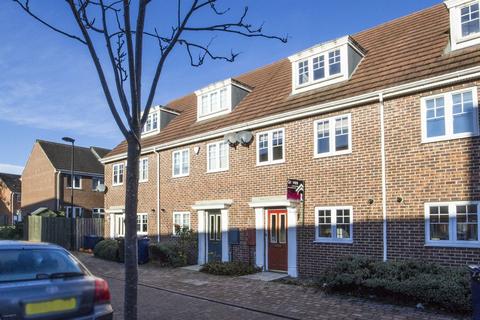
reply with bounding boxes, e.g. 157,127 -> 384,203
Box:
149,242 -> 186,267
200,261 -> 261,276
0,225 -> 23,240
93,239 -> 119,262
317,256 -> 471,313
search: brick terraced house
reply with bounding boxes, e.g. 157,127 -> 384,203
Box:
102,1 -> 480,277
22,140 -> 110,218
0,173 -> 21,225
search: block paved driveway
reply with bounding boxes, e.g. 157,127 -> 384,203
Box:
75,253 -> 464,320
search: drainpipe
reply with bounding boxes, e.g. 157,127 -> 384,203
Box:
55,170 -> 61,211
10,192 -> 15,225
379,93 -> 388,262
154,149 -> 160,242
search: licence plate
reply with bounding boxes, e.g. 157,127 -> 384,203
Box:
25,298 -> 77,316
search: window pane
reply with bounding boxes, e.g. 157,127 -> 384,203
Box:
279,214 -> 287,243
329,50 -> 341,75
219,142 -> 228,170
142,215 -> 148,232
462,3 -> 480,37
210,92 -> 219,112
259,133 -> 269,162
201,95 -> 208,115
453,92 -> 475,134
219,88 -> 228,110
181,150 -> 189,174
209,215 -> 215,240
335,117 -> 349,151
298,60 -> 309,85
183,213 -> 190,229
429,205 -> 449,240
270,214 -> 277,243
208,144 -> 217,171
318,210 -> 332,238
336,209 -> 351,239
216,215 -> 221,241
272,130 -> 283,161
313,55 -> 325,80
152,113 -> 158,130
425,97 -> 445,138
456,205 -> 478,241
173,153 -> 180,175
317,120 -> 330,154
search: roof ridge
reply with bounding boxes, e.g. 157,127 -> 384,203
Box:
36,139 -> 108,151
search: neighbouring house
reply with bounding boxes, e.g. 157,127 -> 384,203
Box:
22,140 -> 111,218
0,173 -> 21,225
102,1 -> 480,277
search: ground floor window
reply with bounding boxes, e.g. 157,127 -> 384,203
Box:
137,213 -> 148,235
173,211 -> 190,235
66,206 -> 83,218
92,208 -> 105,219
425,201 -> 480,246
113,214 -> 125,237
314,206 -> 353,243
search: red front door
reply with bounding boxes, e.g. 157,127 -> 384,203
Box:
268,209 -> 288,271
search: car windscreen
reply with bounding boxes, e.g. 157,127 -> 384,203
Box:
0,249 -> 85,283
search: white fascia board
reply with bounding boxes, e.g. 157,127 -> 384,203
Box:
101,65 -> 480,163
288,36 -> 351,62
444,0 -> 473,9
57,169 -> 104,177
191,199 -> 234,210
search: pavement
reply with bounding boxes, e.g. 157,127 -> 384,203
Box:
75,252 -> 465,320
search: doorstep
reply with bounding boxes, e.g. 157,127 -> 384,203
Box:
240,271 -> 288,282
181,264 -> 202,272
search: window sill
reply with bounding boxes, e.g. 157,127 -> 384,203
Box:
66,187 -> 82,190
112,183 -> 123,187
314,149 -> 352,159
206,168 -> 229,174
256,159 -> 285,167
137,232 -> 148,236
294,73 -> 344,92
421,132 -> 479,144
314,239 -> 353,244
139,179 -> 148,183
425,241 -> 480,248
172,174 -> 189,179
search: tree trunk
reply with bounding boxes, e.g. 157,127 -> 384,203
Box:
124,134 -> 140,320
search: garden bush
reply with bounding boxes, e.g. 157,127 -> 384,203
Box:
317,256 -> 471,313
149,227 -> 197,267
0,224 -> 23,240
93,239 -> 119,262
200,261 -> 261,276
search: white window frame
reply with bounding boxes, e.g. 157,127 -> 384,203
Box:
113,214 -> 125,237
207,141 -> 229,173
295,48 -> 343,89
313,113 -> 352,158
139,158 -> 149,183
446,0 -> 480,51
92,208 -> 105,218
137,212 -> 148,235
197,86 -> 232,121
314,206 -> 353,243
256,128 -> 285,166
421,87 -> 479,143
112,163 -> 125,186
172,211 -> 191,236
425,201 -> 480,248
141,111 -> 160,136
66,206 -> 83,218
172,148 -> 190,178
66,175 -> 82,190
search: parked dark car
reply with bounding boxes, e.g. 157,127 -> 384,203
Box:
0,240 -> 113,319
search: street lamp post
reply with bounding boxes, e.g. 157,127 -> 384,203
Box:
62,137 -> 75,218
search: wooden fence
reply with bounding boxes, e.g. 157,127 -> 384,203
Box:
25,216 -> 104,251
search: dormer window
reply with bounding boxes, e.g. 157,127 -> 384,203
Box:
140,106 -> 179,137
142,112 -> 158,134
195,78 -> 251,121
446,0 -> 480,51
289,36 -> 365,95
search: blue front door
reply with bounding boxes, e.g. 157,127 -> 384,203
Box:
207,211 -> 222,261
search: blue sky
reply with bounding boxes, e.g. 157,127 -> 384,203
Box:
0,0 -> 439,174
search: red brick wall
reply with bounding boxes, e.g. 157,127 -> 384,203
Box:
60,174 -> 105,216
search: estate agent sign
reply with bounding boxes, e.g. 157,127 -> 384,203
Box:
287,179 -> 304,202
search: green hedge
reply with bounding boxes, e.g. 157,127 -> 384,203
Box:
93,239 -> 119,262
318,256 -> 471,313
149,242 -> 187,267
200,261 -> 261,276
0,225 -> 23,240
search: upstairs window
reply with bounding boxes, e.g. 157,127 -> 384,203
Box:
425,202 -> 480,247
328,50 -> 341,75
139,158 -> 149,182
198,88 -> 230,119
421,87 -> 479,143
141,112 -> 159,134
66,207 -> 83,218
66,175 -> 81,189
314,114 -> 351,157
92,208 -> 105,219
256,128 -> 285,166
92,177 -> 104,191
312,55 -> 325,81
112,163 -> 124,186
172,149 -> 189,178
296,49 -> 342,88
298,60 -> 309,85
207,141 -> 229,173
461,2 -> 480,37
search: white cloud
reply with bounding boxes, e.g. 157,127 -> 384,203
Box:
0,163 -> 24,175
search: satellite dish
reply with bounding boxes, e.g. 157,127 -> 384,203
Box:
96,184 -> 106,193
237,131 -> 253,146
223,133 -> 238,146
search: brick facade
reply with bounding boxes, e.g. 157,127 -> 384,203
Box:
104,79 -> 480,276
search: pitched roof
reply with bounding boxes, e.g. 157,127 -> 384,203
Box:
107,3 -> 480,157
37,140 -> 110,175
0,173 -> 21,193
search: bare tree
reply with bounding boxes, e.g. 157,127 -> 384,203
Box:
12,0 -> 286,318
